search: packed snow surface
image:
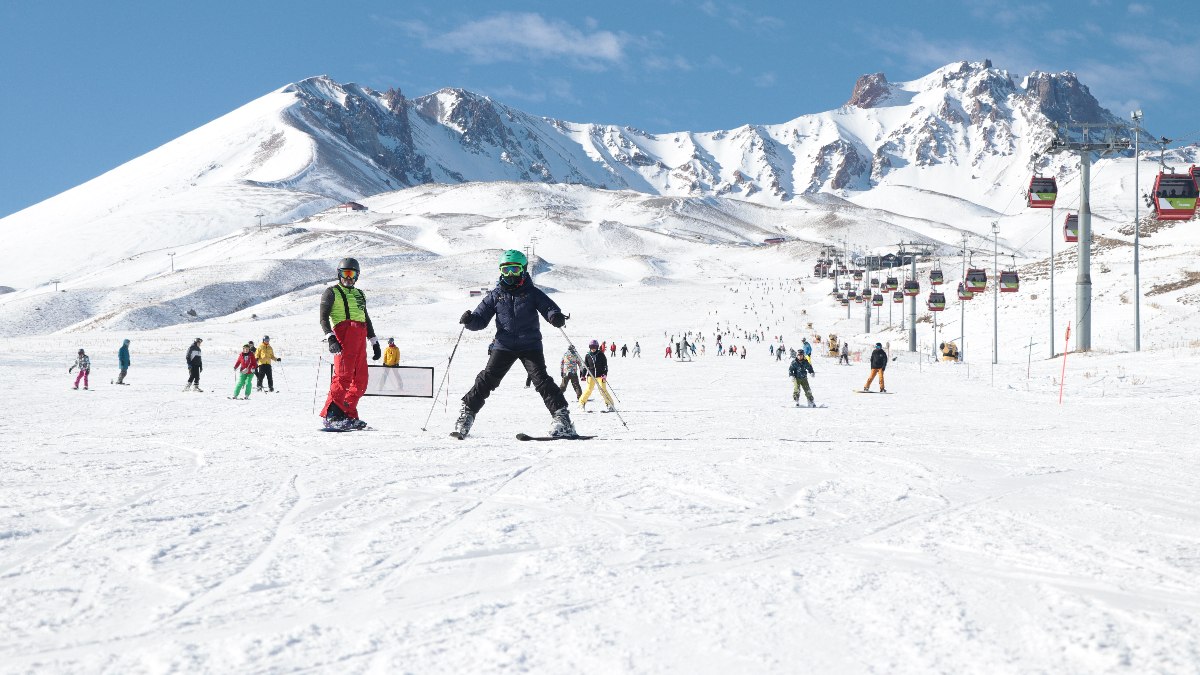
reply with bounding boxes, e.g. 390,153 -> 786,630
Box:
2,269 -> 1198,673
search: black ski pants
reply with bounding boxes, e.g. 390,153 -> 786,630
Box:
187,364 -> 201,385
256,364 -> 274,391
462,347 -> 567,414
559,371 -> 582,399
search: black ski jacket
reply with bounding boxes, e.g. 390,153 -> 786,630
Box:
870,348 -> 888,369
186,342 -> 202,369
788,357 -> 814,380
463,273 -> 563,352
583,350 -> 608,378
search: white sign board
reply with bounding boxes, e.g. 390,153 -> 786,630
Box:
332,365 -> 435,398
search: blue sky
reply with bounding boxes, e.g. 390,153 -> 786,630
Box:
3,0 -> 1198,218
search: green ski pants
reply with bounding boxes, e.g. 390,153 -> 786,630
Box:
792,377 -> 813,402
234,372 -> 254,398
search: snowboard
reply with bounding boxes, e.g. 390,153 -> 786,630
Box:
792,403 -> 828,408
854,390 -> 893,394
515,433 -> 596,442
320,426 -> 375,432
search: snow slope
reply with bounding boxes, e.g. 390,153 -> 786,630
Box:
2,268 -> 1198,673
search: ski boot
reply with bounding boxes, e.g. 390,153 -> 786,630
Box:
808,399 -> 816,408
452,404 -> 475,439
348,418 -> 369,431
549,407 -> 577,438
605,402 -> 616,413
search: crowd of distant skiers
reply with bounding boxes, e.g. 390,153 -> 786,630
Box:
65,256 -> 892,434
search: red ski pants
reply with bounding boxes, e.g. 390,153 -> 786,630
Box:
323,320 -> 368,418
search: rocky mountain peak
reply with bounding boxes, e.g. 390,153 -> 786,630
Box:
1022,70 -> 1115,125
846,72 -> 890,108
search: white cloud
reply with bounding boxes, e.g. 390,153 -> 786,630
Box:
1126,3 -> 1150,14
426,13 -> 626,67
753,72 -> 777,88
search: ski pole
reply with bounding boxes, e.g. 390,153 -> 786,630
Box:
422,326 -> 466,431
312,355 -> 323,415
557,326 -> 628,429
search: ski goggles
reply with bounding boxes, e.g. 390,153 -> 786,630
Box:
499,264 -> 524,277
338,269 -> 359,281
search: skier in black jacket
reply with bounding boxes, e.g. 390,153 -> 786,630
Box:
863,342 -> 888,392
453,250 -> 576,438
184,338 -> 204,391
579,339 -> 615,412
788,353 -> 816,407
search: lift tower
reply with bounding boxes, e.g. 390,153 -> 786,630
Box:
897,242 -> 935,353
1045,125 -> 1130,352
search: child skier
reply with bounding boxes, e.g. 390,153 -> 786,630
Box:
69,349 -> 91,389
579,339 -> 616,412
789,352 -> 816,407
560,345 -> 584,399
454,250 -> 576,439
232,343 -> 257,399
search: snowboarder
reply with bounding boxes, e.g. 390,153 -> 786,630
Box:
319,258 -> 382,430
610,342 -> 617,357
665,345 -> 672,358
620,344 -> 628,357
116,339 -> 131,384
453,250 -> 576,439
69,349 -> 91,389
802,338 -> 812,357
839,341 -> 850,365
185,338 -> 203,391
560,345 -> 584,399
232,343 -> 257,399
579,339 -> 616,412
632,341 -> 641,358
863,342 -> 888,392
255,335 -> 281,392
383,338 -> 400,367
789,352 -> 816,407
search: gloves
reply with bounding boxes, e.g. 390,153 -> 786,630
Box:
327,335 -> 342,354
459,310 -> 473,325
548,312 -> 567,328
276,357 -> 282,362
371,338 -> 381,361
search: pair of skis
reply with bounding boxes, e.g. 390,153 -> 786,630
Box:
447,432 -> 595,441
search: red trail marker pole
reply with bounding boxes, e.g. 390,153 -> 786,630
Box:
1058,322 -> 1071,405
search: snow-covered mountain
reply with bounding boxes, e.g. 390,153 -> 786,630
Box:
1,60 -> 1128,288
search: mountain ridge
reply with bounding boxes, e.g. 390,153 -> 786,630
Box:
0,61 -> 1128,286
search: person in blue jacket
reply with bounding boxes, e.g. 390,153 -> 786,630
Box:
116,339 -> 131,384
453,250 -> 576,438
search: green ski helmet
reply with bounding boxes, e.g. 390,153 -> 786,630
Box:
499,249 -> 527,269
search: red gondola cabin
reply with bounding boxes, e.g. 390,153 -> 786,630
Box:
1028,176 -> 1058,208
